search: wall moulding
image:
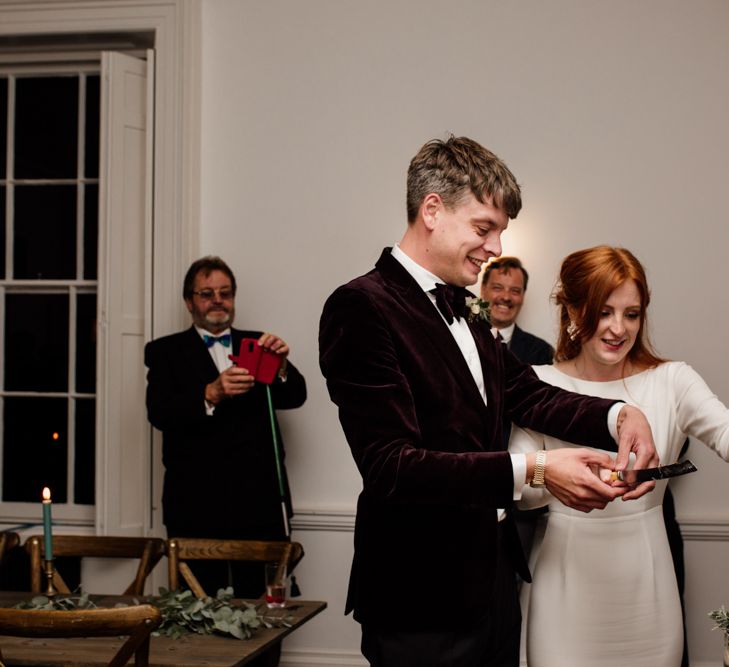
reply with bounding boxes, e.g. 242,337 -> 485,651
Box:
291,509 -> 729,541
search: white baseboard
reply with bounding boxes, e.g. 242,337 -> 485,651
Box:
281,647 -> 367,666
521,659 -> 716,666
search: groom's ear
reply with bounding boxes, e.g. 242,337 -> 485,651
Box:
421,193 -> 443,231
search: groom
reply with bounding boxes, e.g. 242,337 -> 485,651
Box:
318,136 -> 658,667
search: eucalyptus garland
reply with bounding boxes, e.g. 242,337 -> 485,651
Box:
709,605 -> 729,635
15,587 -> 293,641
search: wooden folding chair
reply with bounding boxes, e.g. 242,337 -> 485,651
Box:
25,535 -> 165,595
166,537 -> 304,599
0,604 -> 161,667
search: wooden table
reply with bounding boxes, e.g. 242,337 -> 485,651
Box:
0,593 -> 327,667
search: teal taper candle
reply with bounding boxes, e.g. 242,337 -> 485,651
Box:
42,487 -> 53,560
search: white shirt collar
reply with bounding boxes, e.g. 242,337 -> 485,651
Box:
493,322 -> 515,343
391,244 -> 444,293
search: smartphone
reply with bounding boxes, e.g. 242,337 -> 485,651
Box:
256,348 -> 283,385
229,337 -> 262,375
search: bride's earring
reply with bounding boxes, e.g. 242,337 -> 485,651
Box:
567,321 -> 577,341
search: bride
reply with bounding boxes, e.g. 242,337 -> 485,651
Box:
509,245 -> 729,666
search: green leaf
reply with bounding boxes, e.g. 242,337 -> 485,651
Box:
709,606 -> 729,633
229,622 -> 245,639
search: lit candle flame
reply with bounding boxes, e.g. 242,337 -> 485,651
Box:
52,432 -> 59,441
42,487 -> 51,502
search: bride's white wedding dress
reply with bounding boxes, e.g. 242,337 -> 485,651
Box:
510,362 -> 729,667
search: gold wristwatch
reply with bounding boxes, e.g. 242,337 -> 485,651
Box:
530,449 -> 547,488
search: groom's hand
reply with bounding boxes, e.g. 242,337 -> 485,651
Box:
530,449 -> 625,513
615,404 -> 659,501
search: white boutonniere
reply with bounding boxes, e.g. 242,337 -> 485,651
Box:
465,297 -> 491,324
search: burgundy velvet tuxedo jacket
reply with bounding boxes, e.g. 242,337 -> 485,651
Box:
319,248 -> 618,630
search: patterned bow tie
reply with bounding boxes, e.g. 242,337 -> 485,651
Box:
430,283 -> 469,325
203,333 -> 231,348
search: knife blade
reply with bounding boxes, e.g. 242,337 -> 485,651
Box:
609,460 -> 697,485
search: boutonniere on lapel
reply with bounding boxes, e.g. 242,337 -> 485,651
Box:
465,296 -> 491,324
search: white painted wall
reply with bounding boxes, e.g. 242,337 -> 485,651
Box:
198,1 -> 729,663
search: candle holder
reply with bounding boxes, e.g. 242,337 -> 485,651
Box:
43,559 -> 58,597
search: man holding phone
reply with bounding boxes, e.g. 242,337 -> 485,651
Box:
145,256 -> 306,610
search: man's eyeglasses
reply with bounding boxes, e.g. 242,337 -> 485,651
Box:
192,288 -> 234,301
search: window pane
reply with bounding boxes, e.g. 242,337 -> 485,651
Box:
75,293 -> 96,393
14,185 -> 76,279
85,75 -> 100,179
15,76 -> 78,179
83,184 -> 98,280
0,186 -> 5,278
4,293 -> 69,392
74,398 -> 95,505
3,397 -> 68,503
0,77 -> 6,180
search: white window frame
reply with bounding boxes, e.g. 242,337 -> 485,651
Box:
0,62 -> 100,524
0,0 -> 201,537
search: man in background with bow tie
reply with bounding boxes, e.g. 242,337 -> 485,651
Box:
145,256 -> 306,615
318,136 -> 658,667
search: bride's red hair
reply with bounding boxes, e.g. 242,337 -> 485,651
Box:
553,246 -> 665,368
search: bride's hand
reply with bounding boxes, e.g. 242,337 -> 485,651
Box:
588,464 -> 630,488
538,449 -> 626,513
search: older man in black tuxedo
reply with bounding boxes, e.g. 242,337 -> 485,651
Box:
319,136 -> 658,667
145,256 -> 306,598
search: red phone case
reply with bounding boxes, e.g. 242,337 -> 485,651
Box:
229,337 -> 263,375
256,348 -> 283,385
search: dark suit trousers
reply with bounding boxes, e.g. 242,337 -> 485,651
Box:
361,523 -> 520,667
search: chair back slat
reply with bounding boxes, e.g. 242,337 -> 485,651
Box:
25,535 -> 165,595
178,561 -> 207,599
166,537 -> 304,598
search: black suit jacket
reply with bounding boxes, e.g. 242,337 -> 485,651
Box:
145,327 -> 306,537
319,248 -> 618,630
505,325 -> 555,546
509,325 -> 554,366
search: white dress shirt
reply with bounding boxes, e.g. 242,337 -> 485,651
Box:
492,322 -> 515,344
196,326 -> 233,415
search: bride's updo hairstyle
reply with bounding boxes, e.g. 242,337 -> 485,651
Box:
553,245 -> 664,369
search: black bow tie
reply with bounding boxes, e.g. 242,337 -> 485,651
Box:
430,283 -> 469,325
